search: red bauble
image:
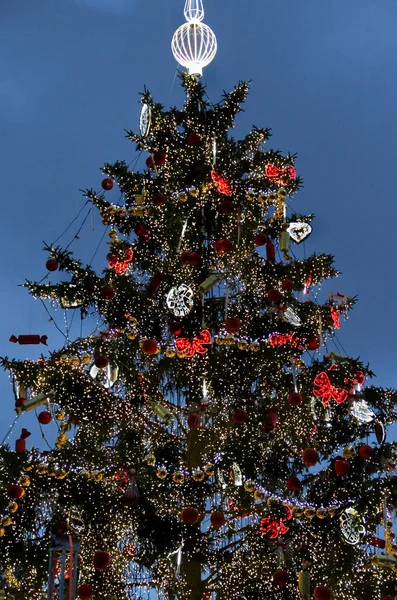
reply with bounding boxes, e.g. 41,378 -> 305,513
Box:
265,405 -> 278,432
134,223 -> 148,238
214,239 -> 233,255
187,133 -> 201,146
314,585 -> 332,600
141,339 -> 158,355
94,355 -> 109,369
288,392 -> 302,406
153,151 -> 166,165
225,317 -> 241,334
232,408 -> 248,424
254,232 -> 268,247
181,251 -> 202,266
77,584 -> 93,600
181,507 -> 199,524
267,289 -> 282,303
220,200 -> 234,214
7,484 -> 23,499
210,511 -> 226,528
101,286 -> 114,300
152,193 -> 166,206
187,413 -> 201,429
334,459 -> 350,476
272,569 -> 288,587
101,178 -> 114,191
124,489 -> 139,507
302,448 -> 319,467
382,596 -> 396,600
93,550 -> 111,570
281,279 -> 294,292
46,258 -> 59,272
306,336 -> 321,350
170,322 -> 182,336
15,439 -> 26,453
15,398 -> 26,408
146,156 -> 154,169
359,444 -> 374,460
38,411 -> 52,425
286,476 -> 301,492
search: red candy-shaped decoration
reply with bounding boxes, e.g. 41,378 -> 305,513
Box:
302,448 -> 319,467
334,459 -> 350,476
210,511 -> 225,528
141,339 -> 158,355
187,413 -> 201,429
181,507 -> 199,524
225,317 -> 241,334
232,408 -> 247,424
102,178 -> 114,191
38,411 -> 52,425
10,335 -> 48,346
93,550 -> 111,570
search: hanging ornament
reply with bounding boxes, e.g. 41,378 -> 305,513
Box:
280,229 -> 291,260
211,170 -> 232,196
298,561 -> 311,598
287,222 -> 312,243
67,508 -> 85,536
339,508 -> 366,545
46,258 -> 59,271
10,334 -> 48,345
89,362 -> 119,389
102,178 -> 114,191
166,284 -> 194,317
281,306 -> 301,327
349,398 -> 375,423
314,587 -> 332,600
313,370 -> 349,407
265,164 -> 296,185
181,507 -> 199,524
175,329 -> 211,358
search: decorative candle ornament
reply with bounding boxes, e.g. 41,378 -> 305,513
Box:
171,0 -> 217,76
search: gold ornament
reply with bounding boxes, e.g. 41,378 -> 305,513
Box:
91,470 -> 103,482
117,208 -> 127,218
1,516 -> 12,527
304,507 -> 316,519
108,228 -> 118,239
215,336 -> 224,346
316,507 -> 327,519
80,352 -> 91,365
343,446 -> 355,459
278,187 -> 287,198
19,475 -> 30,487
189,188 -> 199,198
165,347 -> 177,358
245,192 -> 255,201
156,467 -> 168,480
292,506 -> 304,518
135,194 -> 145,205
244,480 -> 256,493
192,469 -> 205,482
8,502 -> 18,513
173,471 -> 185,484
0,528 -> 5,537
37,463 -> 49,475
126,331 -> 137,340
144,453 -> 156,466
249,341 -> 260,352
204,464 -> 215,477
70,356 -> 80,367
328,506 -> 338,517
225,335 -> 235,346
254,489 -> 266,502
178,192 -> 188,203
237,340 -> 249,351
55,469 -> 68,480
55,409 -> 66,421
177,351 -> 186,359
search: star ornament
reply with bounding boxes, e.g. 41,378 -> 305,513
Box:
287,222 -> 312,244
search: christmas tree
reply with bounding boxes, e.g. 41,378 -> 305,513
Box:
1,3 -> 397,600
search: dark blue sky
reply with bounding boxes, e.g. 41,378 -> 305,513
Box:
1,0 -> 396,446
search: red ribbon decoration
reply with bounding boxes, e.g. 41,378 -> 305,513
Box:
313,371 -> 349,406
108,247 -> 133,274
265,164 -> 296,185
211,170 -> 232,196
175,329 -> 212,358
330,306 -> 340,329
269,333 -> 301,348
260,505 -> 292,539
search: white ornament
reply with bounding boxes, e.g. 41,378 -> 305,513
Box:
339,508 -> 366,545
287,222 -> 312,244
349,398 -> 375,423
282,306 -> 302,327
171,0 -> 217,76
166,284 -> 194,317
139,103 -> 152,137
89,363 -> 119,388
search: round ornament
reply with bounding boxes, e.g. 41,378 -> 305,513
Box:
141,339 -> 158,355
288,392 -> 302,406
187,413 -> 200,429
339,507 -> 365,545
314,586 -> 332,600
166,284 -> 194,317
173,471 -> 185,484
38,411 -> 52,425
192,469 -> 205,482
93,550 -> 111,570
210,511 -> 225,528
302,448 -> 319,467
334,459 -> 350,476
181,507 -> 199,524
101,178 -> 114,191
359,444 -> 373,460
281,279 -> 294,292
46,258 -> 59,272
77,584 -> 93,600
286,476 -> 301,492
225,317 -> 241,334
7,484 -> 23,499
273,570 -> 288,587
232,408 -> 247,424
254,232 -> 267,246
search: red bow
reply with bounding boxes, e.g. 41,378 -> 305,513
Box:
108,247 -> 133,274
175,329 -> 211,358
313,371 -> 349,406
265,164 -> 296,185
269,333 -> 301,348
260,505 -> 292,539
211,170 -> 232,196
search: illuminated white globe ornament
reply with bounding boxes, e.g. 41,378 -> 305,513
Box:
166,284 -> 194,317
171,0 -> 217,77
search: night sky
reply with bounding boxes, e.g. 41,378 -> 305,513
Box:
1,0 -> 396,447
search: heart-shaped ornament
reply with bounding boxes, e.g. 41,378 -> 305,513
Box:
287,222 -> 312,244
